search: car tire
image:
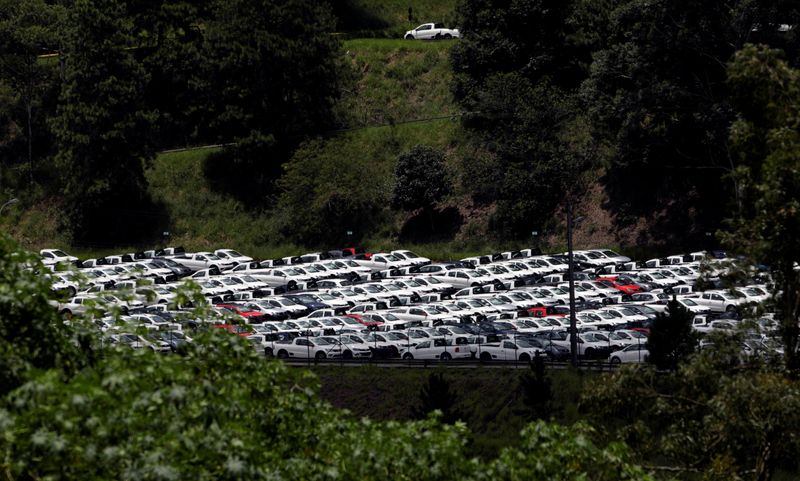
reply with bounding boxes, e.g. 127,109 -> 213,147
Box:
315,351 -> 326,360
265,348 -> 274,358
443,33 -> 452,39
480,352 -> 491,362
471,282 -> 479,287
60,309 -> 72,320
440,353 -> 452,361
584,348 -> 595,359
610,357 -> 621,365
277,350 -> 288,359
342,350 -> 352,360
726,305 -> 736,312
405,34 -> 414,40
403,353 -> 414,360
390,346 -> 399,357
66,287 -> 77,297
519,353 -> 531,362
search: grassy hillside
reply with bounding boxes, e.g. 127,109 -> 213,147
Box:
314,365 -> 588,458
142,38 -> 475,258
339,38 -> 459,127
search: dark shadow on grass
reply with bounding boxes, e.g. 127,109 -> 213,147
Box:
400,206 -> 462,242
72,192 -> 172,249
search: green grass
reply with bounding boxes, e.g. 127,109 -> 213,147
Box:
313,365 -> 590,458
144,148 -> 299,259
339,39 -> 457,128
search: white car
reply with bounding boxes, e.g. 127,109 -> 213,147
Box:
40,248 -> 78,266
691,290 -> 749,313
398,338 -> 471,360
404,23 -> 460,40
108,333 -> 171,353
475,338 -> 546,362
273,337 -> 344,360
390,250 -> 431,266
608,344 -> 649,364
214,249 -> 253,264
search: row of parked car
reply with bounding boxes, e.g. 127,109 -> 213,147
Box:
37,244 -> 778,363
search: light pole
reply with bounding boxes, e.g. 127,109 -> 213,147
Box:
566,201 -> 585,367
0,197 -> 19,215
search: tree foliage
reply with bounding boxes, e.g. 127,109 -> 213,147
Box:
724,44 -> 800,372
51,0 -> 157,244
646,298 -> 698,370
0,233 -> 81,396
412,371 -> 461,424
451,0 -> 592,239
585,337 -> 800,481
0,0 -> 62,188
392,145 -> 451,211
199,0 -> 345,201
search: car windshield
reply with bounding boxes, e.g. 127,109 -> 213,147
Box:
682,299 -> 698,306
226,250 -> 244,257
314,338 -> 334,346
602,250 -> 619,257
386,332 -> 407,340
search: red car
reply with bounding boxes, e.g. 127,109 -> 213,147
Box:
596,276 -> 642,294
212,323 -> 251,337
342,247 -> 372,259
215,303 -> 266,322
345,313 -> 383,328
526,306 -> 567,318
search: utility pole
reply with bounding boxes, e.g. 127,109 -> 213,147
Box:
567,200 -> 578,367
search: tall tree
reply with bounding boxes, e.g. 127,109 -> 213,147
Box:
451,0 -> 592,239
724,44 -> 800,371
200,0 -> 344,201
646,298 -> 698,370
581,0 -> 800,245
0,0 -> 62,187
51,0 -> 157,243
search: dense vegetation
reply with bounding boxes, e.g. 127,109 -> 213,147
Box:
2,0 -> 795,254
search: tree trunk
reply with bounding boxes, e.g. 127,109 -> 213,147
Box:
754,439 -> 774,481
26,98 -> 33,187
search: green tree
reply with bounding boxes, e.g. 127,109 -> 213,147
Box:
487,421 -> 654,481
585,337 -> 800,481
0,0 -> 62,187
646,297 -> 698,370
0,233 -> 80,396
274,135 -> 391,245
451,0 -> 592,238
725,44 -> 800,371
199,0 -> 344,200
580,0 -> 800,244
51,0 -> 157,244
392,145 -> 451,211
519,354 -> 555,420
412,371 -> 461,424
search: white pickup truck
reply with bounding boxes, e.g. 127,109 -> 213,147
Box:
169,252 -> 236,272
404,23 -> 460,40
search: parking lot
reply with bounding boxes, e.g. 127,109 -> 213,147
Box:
39,245 -> 778,365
